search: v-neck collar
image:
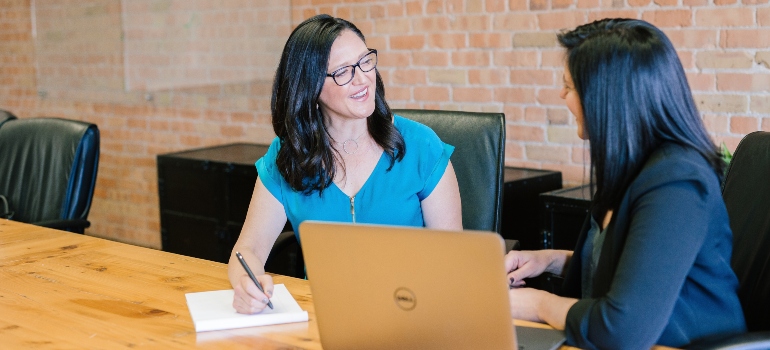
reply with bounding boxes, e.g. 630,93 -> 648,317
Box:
331,151 -> 387,199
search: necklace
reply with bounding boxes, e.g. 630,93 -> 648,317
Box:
338,131 -> 367,155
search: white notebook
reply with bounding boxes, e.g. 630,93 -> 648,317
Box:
185,284 -> 308,332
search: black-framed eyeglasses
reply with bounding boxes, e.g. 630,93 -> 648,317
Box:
326,49 -> 378,86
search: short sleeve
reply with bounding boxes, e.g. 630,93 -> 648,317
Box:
255,137 -> 284,202
392,115 -> 455,201
417,142 -> 454,200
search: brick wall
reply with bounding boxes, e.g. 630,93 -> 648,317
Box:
1,0 -> 768,248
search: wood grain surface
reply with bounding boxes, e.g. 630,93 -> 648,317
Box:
0,219 -> 675,349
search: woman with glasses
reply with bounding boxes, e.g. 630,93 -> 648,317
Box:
228,14 -> 462,314
503,19 -> 746,349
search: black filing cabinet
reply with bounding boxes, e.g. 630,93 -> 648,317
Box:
539,184 -> 593,250
157,143 -> 268,263
501,167 -> 562,250
529,184 -> 592,294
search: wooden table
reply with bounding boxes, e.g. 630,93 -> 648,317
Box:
0,219 -> 319,349
1,220 -> 674,349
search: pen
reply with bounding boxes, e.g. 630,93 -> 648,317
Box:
235,251 -> 273,310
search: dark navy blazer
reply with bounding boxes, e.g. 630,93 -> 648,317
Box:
562,143 -> 746,349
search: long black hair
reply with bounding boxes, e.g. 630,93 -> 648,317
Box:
557,19 -> 724,215
271,14 -> 405,194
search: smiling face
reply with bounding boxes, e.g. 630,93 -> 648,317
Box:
318,30 -> 377,125
559,64 -> 587,140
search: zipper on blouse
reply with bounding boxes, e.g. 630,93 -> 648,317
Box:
349,196 -> 356,224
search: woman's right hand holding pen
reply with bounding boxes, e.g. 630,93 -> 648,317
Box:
233,273 -> 274,314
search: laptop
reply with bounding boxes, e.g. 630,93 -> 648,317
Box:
299,221 -> 566,350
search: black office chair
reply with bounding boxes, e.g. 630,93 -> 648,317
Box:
689,131 -> 770,349
0,117 -> 100,234
393,109 -> 506,234
0,109 -> 16,128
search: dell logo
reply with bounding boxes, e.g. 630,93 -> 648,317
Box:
394,287 -> 416,311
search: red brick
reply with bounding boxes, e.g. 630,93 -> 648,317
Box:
412,52 -> 450,66
686,72 -> 716,92
414,86 -> 449,101
537,88 -> 563,106
509,0 -> 528,10
588,10 -> 640,22
695,8 -> 754,27
494,87 -> 537,103
414,17 -> 450,32
723,29 -> 770,48
486,0 -> 507,12
696,51 -> 754,69
548,126 -> 583,144
390,35 -> 425,50
663,29 -> 718,49
548,108 -> 570,125
392,69 -> 426,84
452,51 -> 491,66
510,69 -> 554,85
578,0 -> 600,7
405,1 -> 422,15
759,8 -> 770,26
702,114 -> 729,133
693,94 -> 749,113
469,33 -> 511,48
450,15 -> 490,31
730,116 -> 759,134
428,69 -> 466,84
525,145 -> 572,163
530,0 -> 549,10
525,107 -> 547,123
492,50 -> 537,68
751,95 -> 770,114
508,125 -> 545,142
426,0 -> 443,14
717,73 -> 770,92
469,69 -> 509,85
505,142 -> 525,160
504,105 -> 525,121
454,87 -> 493,102
512,32 -> 558,48
374,18 -> 411,34
538,12 -> 587,30
427,33 -> 467,49
641,10 -> 692,28
493,13 -> 538,31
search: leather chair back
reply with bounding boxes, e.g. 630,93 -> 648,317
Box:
722,131 -> 770,332
393,109 -> 505,233
0,117 -> 100,233
0,109 -> 16,128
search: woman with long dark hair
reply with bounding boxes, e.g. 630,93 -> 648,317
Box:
504,19 -> 746,349
228,15 -> 462,314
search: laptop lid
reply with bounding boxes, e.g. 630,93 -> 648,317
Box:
299,221 -> 517,350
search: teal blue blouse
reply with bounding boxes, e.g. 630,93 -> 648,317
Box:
256,115 -> 454,243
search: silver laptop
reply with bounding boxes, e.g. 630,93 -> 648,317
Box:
300,221 -> 521,350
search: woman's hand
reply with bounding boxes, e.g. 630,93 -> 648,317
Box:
508,287 -> 548,322
232,274 -> 274,314
509,287 -> 577,330
505,249 -> 571,287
